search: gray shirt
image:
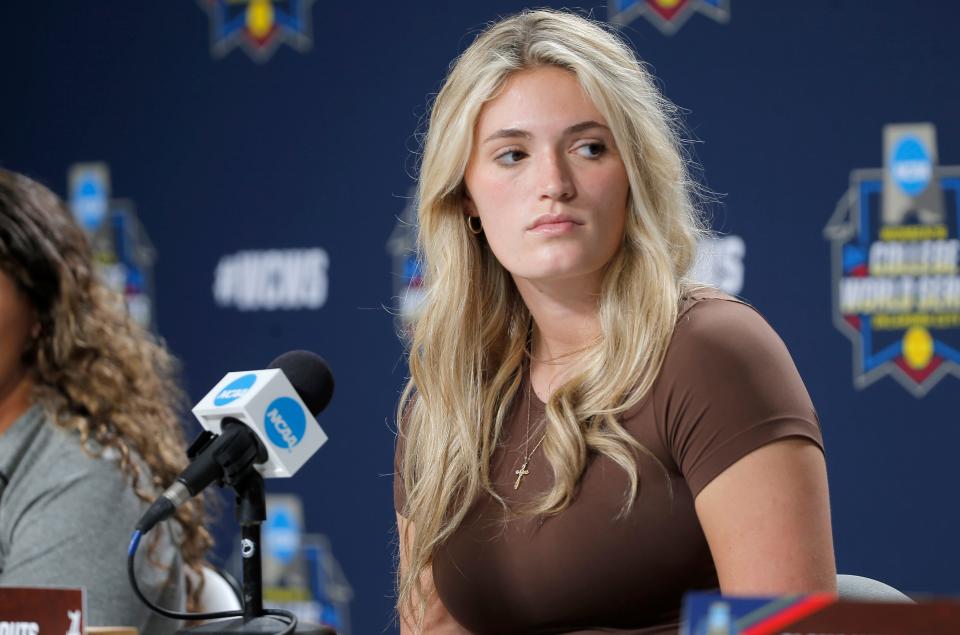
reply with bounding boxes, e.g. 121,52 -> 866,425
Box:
0,405 -> 185,633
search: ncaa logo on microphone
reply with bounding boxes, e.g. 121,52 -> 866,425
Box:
214,373 -> 257,405
264,397 -> 306,450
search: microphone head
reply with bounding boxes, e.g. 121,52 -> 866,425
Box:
268,350 -> 334,416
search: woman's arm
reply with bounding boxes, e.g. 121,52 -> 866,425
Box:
694,438 -> 837,595
397,514 -> 471,635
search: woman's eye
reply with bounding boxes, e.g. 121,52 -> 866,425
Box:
575,142 -> 607,158
495,149 -> 527,165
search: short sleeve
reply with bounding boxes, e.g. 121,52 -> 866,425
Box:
657,297 -> 824,499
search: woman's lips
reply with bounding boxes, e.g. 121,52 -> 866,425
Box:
528,213 -> 582,233
529,220 -> 578,234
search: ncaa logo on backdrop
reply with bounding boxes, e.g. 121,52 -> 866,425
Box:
200,0 -> 315,63
824,123 -> 960,397
608,0 -> 730,34
215,373 -> 258,405
264,397 -> 306,450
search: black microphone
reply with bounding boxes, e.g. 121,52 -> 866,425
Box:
136,351 -> 334,534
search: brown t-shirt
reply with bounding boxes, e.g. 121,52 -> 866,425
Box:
394,290 -> 824,634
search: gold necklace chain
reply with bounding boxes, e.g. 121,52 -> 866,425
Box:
514,379 -> 547,490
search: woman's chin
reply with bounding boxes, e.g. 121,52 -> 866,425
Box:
511,263 -> 606,289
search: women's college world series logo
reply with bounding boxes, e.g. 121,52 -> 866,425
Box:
608,0 -> 729,34
824,123 -> 960,397
200,0 -> 315,63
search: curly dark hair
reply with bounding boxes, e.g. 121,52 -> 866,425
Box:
0,168 -> 211,609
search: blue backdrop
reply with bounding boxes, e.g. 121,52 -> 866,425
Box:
2,2 -> 958,633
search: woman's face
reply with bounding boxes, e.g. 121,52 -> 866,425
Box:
464,66 -> 630,289
0,269 -> 35,404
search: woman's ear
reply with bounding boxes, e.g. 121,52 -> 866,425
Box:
463,187 -> 478,217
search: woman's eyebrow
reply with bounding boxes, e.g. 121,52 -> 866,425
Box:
565,120 -> 610,135
482,128 -> 531,143
482,120 -> 610,144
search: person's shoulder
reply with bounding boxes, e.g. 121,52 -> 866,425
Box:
659,287 -> 798,387
675,287 -> 774,346
30,419 -> 113,476
13,412 -> 141,508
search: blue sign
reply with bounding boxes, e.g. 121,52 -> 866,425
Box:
264,396 -> 306,449
69,165 -> 110,233
264,505 -> 301,565
214,373 -> 257,405
891,135 -> 933,196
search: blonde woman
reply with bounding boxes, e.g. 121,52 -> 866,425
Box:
395,10 -> 835,634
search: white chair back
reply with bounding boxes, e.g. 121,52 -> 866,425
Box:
199,565 -> 243,612
837,574 -> 912,602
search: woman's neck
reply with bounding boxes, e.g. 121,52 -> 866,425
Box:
514,274 -> 602,400
0,372 -> 34,436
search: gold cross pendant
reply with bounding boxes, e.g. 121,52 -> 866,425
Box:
514,462 -> 530,490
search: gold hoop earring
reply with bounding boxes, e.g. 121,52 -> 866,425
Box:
467,216 -> 483,235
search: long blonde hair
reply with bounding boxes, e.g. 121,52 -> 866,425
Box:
397,8 -> 706,622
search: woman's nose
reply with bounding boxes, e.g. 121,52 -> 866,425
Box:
537,151 -> 575,202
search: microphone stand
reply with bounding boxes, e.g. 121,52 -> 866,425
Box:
178,470 -> 335,634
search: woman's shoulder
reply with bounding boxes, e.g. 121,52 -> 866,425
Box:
674,287 -> 778,349
660,286 -> 802,391
678,286 -> 760,321
6,407 -> 146,512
